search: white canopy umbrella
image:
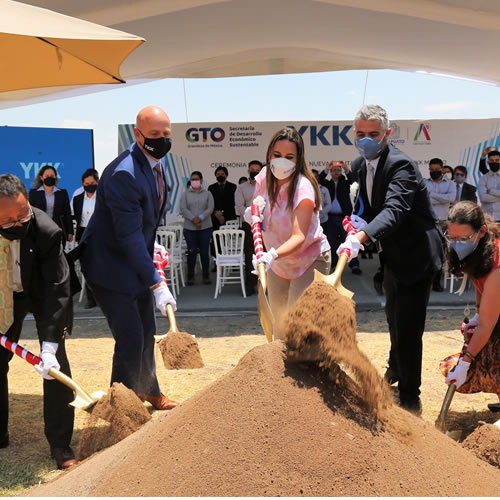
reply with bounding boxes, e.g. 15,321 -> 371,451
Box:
0,0 -> 144,94
2,0 -> 500,108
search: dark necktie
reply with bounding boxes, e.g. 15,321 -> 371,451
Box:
154,163 -> 165,209
455,183 -> 460,202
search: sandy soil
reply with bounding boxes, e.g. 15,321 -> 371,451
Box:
1,309 -> 498,495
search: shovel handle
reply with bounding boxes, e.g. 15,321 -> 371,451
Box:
166,304 -> 179,333
1,333 -> 42,367
250,204 -> 265,260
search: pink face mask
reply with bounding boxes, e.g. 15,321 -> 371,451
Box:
191,180 -> 201,189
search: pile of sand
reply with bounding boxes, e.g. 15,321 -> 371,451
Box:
77,383 -> 151,460
158,332 -> 204,369
28,342 -> 499,497
462,422 -> 500,468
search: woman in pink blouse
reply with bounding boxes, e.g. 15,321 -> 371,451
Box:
252,127 -> 331,340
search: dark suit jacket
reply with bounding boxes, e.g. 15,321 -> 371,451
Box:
208,181 -> 237,224
479,158 -> 489,175
28,188 -> 73,240
78,143 -> 168,295
459,182 -> 477,203
19,207 -> 72,342
351,144 -> 443,284
319,170 -> 353,215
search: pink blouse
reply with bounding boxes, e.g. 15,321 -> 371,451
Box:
253,167 -> 330,279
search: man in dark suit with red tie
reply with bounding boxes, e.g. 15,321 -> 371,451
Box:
77,106 -> 177,410
337,105 -> 443,414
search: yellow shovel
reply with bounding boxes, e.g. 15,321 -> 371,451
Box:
1,334 -> 105,411
251,203 -> 274,342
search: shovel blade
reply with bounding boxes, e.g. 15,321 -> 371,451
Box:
70,390 -> 107,412
257,281 -> 274,343
313,268 -> 354,299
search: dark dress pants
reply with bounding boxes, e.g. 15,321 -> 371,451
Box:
88,283 -> 160,396
0,292 -> 74,448
324,214 -> 360,270
384,264 -> 433,404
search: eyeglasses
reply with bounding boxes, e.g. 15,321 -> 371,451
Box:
0,208 -> 33,230
445,231 -> 477,243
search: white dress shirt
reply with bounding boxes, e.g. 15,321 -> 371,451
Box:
424,177 -> 455,221
478,170 -> 500,220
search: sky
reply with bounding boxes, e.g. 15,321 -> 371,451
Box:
1,68 -> 499,170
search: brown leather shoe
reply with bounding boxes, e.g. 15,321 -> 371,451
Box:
51,446 -> 77,470
138,393 -> 177,410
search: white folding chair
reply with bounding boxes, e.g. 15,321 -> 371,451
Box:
213,229 -> 246,299
162,225 -> 185,287
224,219 -> 240,228
155,230 -> 180,298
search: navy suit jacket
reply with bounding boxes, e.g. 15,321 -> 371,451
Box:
78,143 -> 168,295
351,144 -> 443,284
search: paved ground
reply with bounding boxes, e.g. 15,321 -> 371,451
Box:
71,255 -> 475,319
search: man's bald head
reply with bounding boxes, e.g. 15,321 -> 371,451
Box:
134,106 -> 172,160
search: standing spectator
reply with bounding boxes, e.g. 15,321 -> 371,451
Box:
338,104 -> 443,413
180,171 -> 214,286
29,165 -> 73,243
319,161 -> 362,274
250,127 -> 331,340
478,157 -> 500,222
311,169 -> 332,231
478,148 -> 500,175
71,169 -> 99,308
441,201 -> 500,412
208,167 -> 237,269
453,166 -> 477,204
77,105 -> 177,410
235,160 -> 263,295
442,165 -> 454,181
0,174 -> 76,469
424,157 -> 455,291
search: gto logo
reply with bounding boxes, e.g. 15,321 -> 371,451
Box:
186,127 -> 225,143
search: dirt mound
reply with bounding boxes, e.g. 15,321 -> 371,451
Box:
77,382 -> 151,460
285,282 -> 391,419
27,342 -> 499,497
158,332 -> 204,369
462,422 -> 500,468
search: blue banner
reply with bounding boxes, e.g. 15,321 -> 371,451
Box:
0,126 -> 94,197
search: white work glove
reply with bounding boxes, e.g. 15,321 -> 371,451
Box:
153,282 -> 177,315
252,247 -> 278,273
154,240 -> 168,260
350,214 -> 367,232
34,342 -> 60,380
446,359 -> 471,388
336,234 -> 362,262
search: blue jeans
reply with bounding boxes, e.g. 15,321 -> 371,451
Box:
184,227 -> 213,275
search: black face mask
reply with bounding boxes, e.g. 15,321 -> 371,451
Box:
138,129 -> 172,159
429,171 -> 442,180
84,184 -> 97,194
0,220 -> 31,241
489,163 -> 500,173
43,177 -> 56,187
249,171 -> 258,180
216,175 -> 226,183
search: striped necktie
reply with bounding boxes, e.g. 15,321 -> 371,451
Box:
154,163 -> 165,209
0,238 -> 14,334
366,163 -> 374,205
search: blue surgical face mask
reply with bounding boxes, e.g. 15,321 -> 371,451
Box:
355,134 -> 385,160
449,234 -> 479,261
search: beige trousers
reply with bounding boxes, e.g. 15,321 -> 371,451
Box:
267,250 -> 331,341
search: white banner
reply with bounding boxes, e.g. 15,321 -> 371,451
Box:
119,119 -> 500,213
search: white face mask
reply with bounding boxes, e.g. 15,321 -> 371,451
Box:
270,157 -> 296,180
443,172 -> 452,181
